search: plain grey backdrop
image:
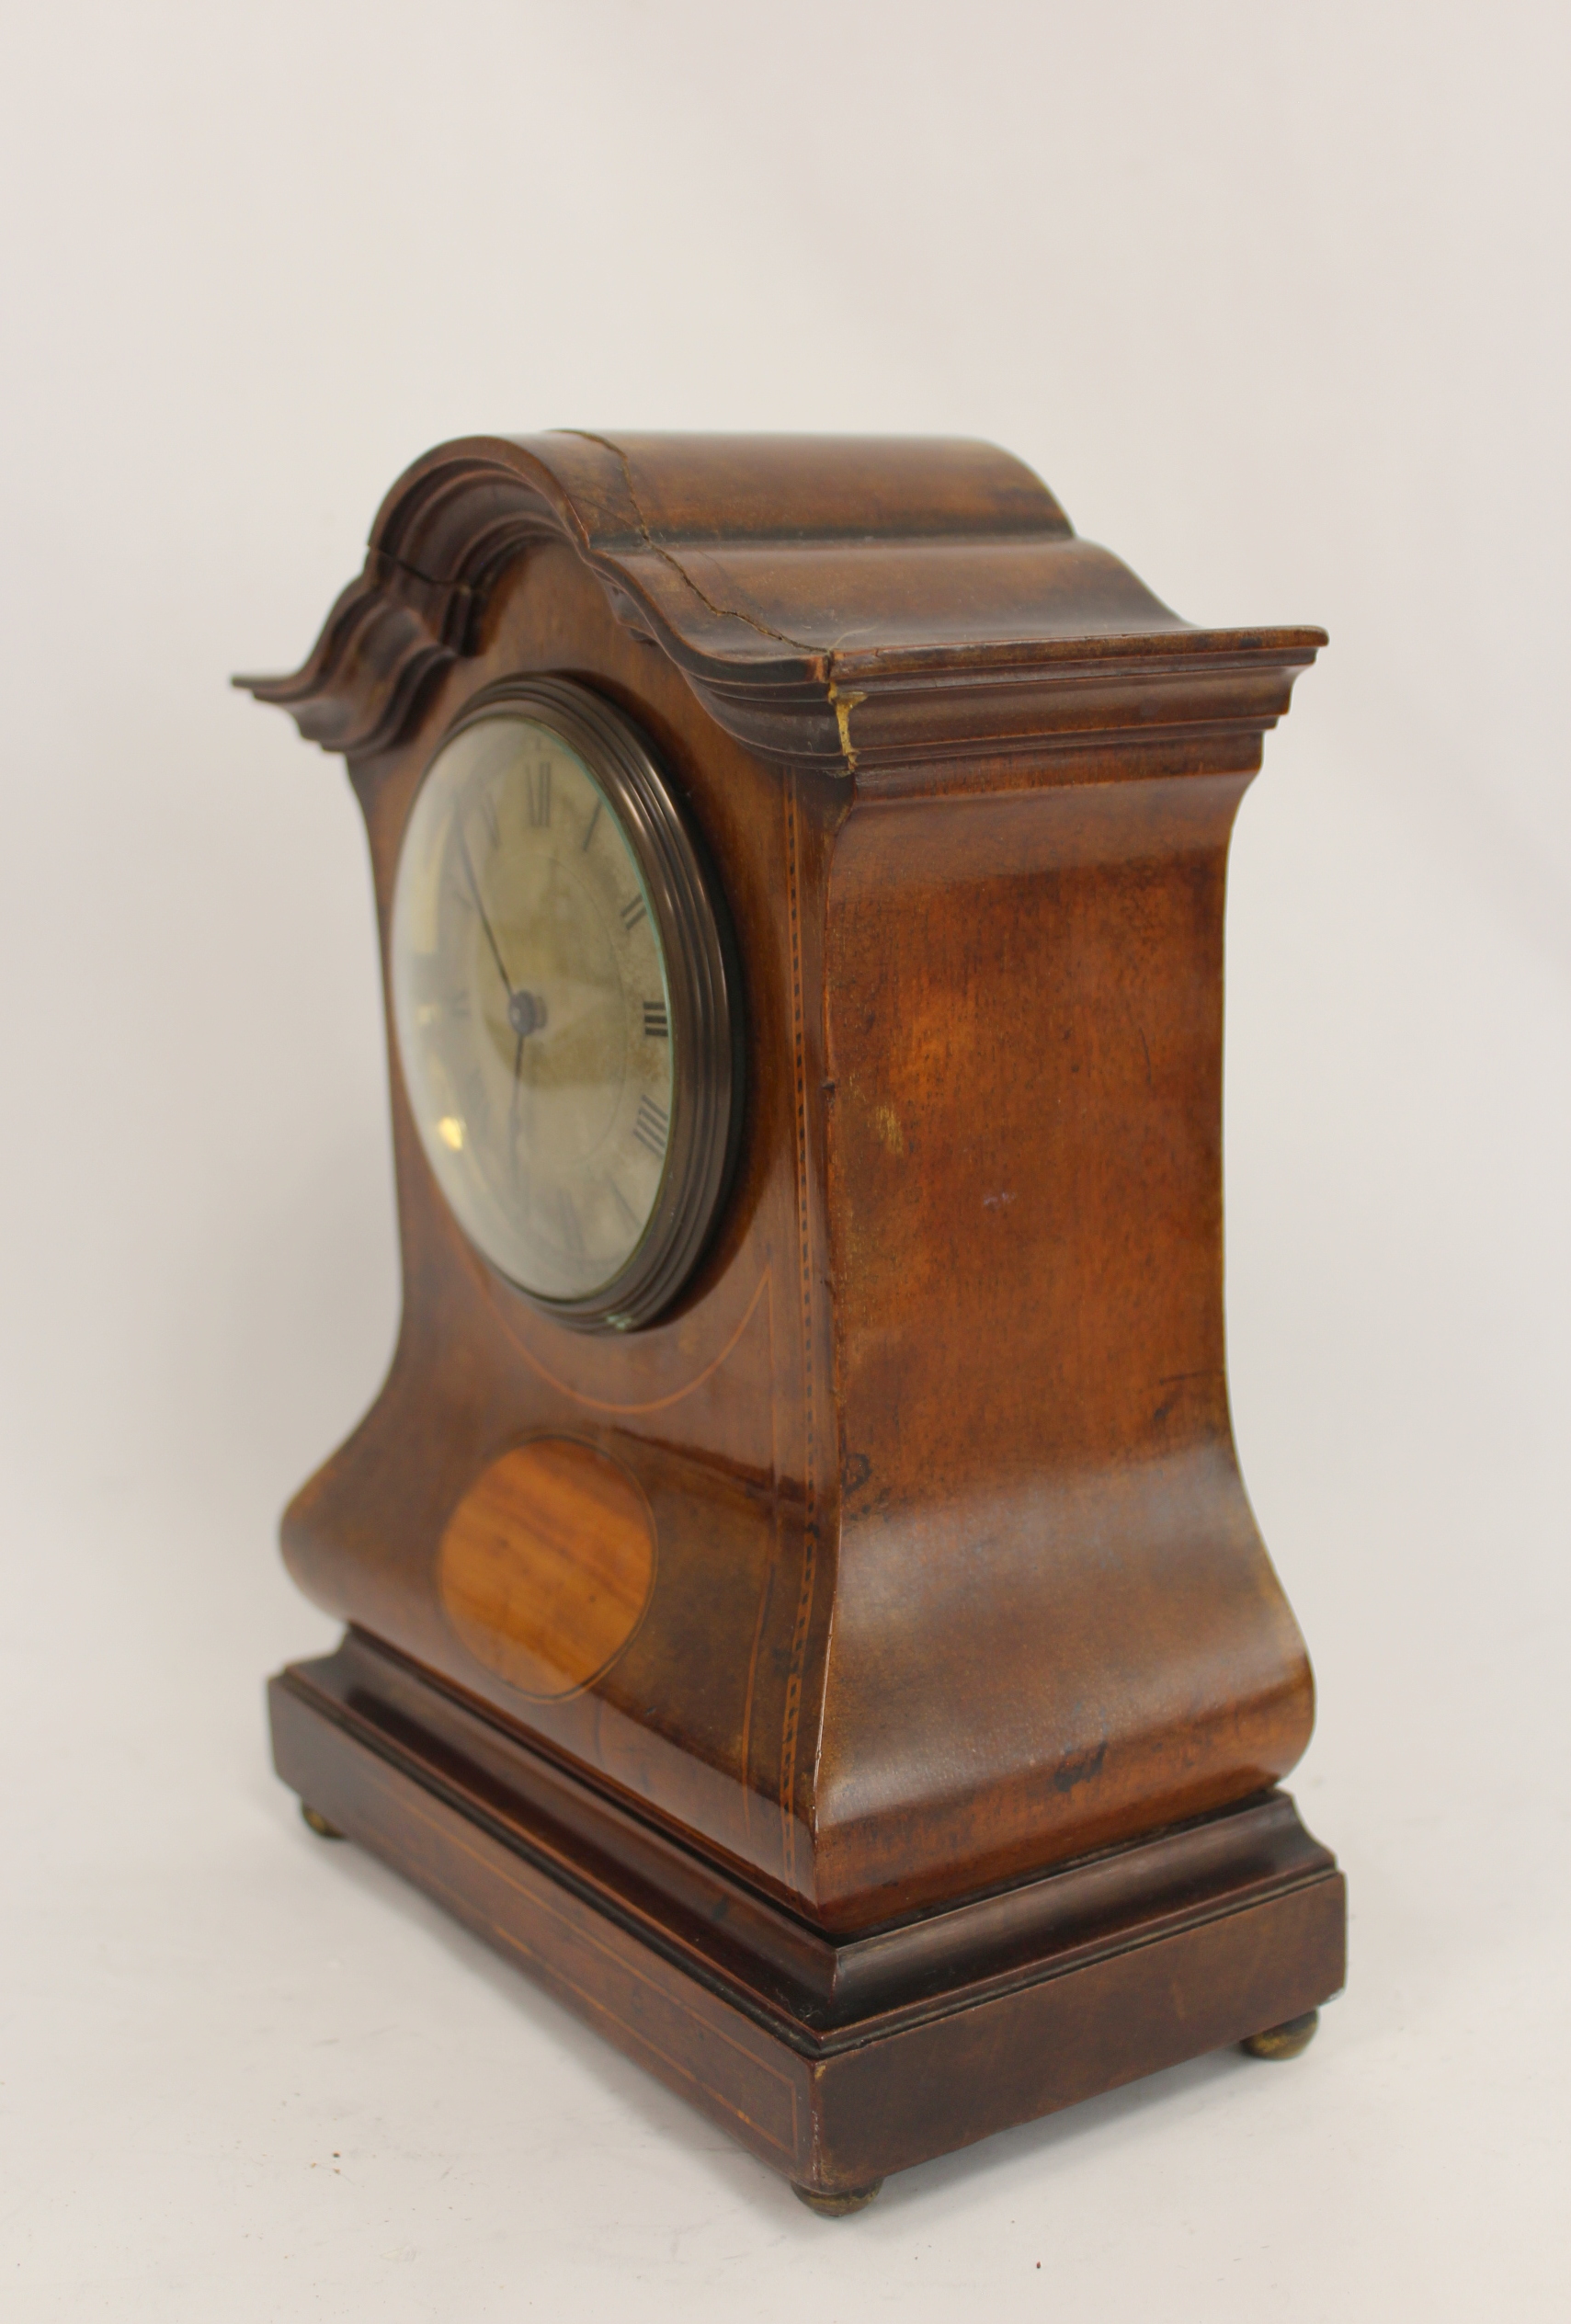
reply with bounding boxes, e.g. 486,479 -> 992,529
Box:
3,3 -> 1566,2316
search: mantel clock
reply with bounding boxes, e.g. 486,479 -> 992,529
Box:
242,431 -> 1344,2213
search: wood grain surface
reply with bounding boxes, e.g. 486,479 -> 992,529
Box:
438,1439 -> 655,1699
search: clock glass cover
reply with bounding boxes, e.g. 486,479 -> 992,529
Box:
390,682 -> 737,1327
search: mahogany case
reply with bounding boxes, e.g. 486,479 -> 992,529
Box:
243,432 -> 1343,2200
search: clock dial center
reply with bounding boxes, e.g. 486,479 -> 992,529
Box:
506,987 -> 547,1039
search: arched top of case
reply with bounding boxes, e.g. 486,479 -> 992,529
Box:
238,430 -> 1324,778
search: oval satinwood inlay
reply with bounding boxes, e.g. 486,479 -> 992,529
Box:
438,1437 -> 656,1700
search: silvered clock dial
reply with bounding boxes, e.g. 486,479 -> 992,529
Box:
390,678 -> 741,1329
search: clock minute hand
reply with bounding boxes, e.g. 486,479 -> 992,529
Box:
508,1027 -> 527,1178
456,826 -> 515,999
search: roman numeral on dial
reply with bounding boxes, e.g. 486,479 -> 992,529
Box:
642,1001 -> 668,1039
528,764 -> 552,826
632,1096 -> 669,1158
620,895 -> 648,933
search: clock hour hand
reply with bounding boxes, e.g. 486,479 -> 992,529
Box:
456,826 -> 516,1001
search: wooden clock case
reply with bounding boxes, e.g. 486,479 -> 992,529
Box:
244,432 -> 1344,2209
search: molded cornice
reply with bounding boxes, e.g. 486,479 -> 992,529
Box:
237,432 -> 1325,781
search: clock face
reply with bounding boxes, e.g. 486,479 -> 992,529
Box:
390,685 -> 737,1327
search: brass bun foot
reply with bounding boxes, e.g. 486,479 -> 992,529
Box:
300,1803 -> 347,1840
1242,2007 -> 1319,2061
792,2179 -> 884,2217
